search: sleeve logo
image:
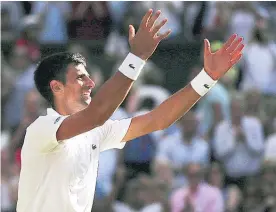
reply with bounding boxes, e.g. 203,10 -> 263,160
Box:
204,84 -> 210,89
129,64 -> 135,69
54,116 -> 62,124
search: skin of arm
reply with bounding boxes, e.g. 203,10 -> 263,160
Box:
56,10 -> 172,141
123,34 -> 244,142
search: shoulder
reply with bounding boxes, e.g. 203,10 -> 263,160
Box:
27,115 -> 64,135
243,116 -> 262,127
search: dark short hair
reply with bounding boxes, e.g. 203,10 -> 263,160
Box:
34,52 -> 86,107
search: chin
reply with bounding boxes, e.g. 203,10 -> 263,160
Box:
83,97 -> 91,105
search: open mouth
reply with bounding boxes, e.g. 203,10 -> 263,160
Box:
83,93 -> 91,97
83,89 -> 92,96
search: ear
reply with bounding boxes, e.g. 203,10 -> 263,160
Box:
50,80 -> 64,94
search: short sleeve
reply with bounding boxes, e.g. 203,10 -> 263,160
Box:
98,118 -> 132,152
27,115 -> 67,153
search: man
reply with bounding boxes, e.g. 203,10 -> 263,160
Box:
17,9 -> 244,212
155,111 -> 209,188
170,163 -> 224,212
213,94 -> 264,189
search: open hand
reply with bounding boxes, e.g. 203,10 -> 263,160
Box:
204,34 -> 244,80
129,9 -> 172,61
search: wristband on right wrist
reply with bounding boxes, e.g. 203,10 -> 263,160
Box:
118,53 -> 146,80
191,69 -> 217,96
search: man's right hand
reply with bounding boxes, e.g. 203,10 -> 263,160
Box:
129,9 -> 172,61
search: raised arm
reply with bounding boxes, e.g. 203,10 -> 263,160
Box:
56,9 -> 171,140
122,34 -> 244,142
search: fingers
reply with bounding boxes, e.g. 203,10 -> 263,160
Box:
128,25 -> 135,42
140,9 -> 153,28
231,53 -> 243,66
156,29 -> 172,41
231,43 -> 244,57
151,18 -> 168,35
222,34 -> 237,50
204,39 -> 211,56
147,10 -> 161,29
226,37 -> 243,53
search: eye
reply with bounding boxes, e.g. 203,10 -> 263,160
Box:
77,75 -> 85,80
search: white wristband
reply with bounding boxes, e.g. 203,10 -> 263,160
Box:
191,69 -> 217,96
118,53 -> 146,80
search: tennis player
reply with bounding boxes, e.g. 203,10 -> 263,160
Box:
17,9 -> 244,212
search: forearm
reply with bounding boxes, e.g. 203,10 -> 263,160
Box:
151,84 -> 201,130
86,51 -> 145,125
87,72 -> 134,124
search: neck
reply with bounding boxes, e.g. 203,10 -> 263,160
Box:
54,100 -> 86,116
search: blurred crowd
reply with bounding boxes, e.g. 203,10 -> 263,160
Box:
1,1 -> 276,212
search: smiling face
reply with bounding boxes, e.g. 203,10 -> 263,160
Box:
51,63 -> 95,114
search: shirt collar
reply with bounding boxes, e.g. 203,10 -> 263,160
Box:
47,108 -> 61,116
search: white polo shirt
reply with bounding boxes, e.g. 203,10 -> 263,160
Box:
17,108 -> 131,212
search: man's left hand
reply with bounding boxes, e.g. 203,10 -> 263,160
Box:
204,34 -> 244,80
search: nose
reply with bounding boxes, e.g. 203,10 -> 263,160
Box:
86,76 -> 96,89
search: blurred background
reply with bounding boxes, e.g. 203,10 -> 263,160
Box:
1,1 -> 276,212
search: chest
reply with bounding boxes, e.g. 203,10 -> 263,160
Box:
62,133 -> 100,181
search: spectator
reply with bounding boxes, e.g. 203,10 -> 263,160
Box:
31,2 -> 71,44
213,94 -> 265,190
123,129 -> 156,180
113,178 -> 143,212
16,14 -> 41,63
1,2 -> 24,42
204,2 -> 233,41
139,176 -> 168,212
240,27 -> 275,94
9,89 -> 42,165
68,2 -> 112,40
104,21 -> 129,60
3,45 -> 36,132
170,163 -> 224,212
227,2 -> 260,44
96,108 -> 129,197
155,111 -> 209,188
1,52 -> 16,130
196,74 -> 229,140
206,163 -> 243,212
152,159 -> 174,192
140,2 -> 183,39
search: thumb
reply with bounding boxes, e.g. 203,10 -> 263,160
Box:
204,39 -> 211,56
128,25 -> 135,42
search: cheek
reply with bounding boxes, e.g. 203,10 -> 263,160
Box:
64,86 -> 81,98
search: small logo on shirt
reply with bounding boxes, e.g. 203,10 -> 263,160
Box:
204,84 -> 210,89
129,64 -> 135,69
54,116 -> 62,124
92,144 -> 97,150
